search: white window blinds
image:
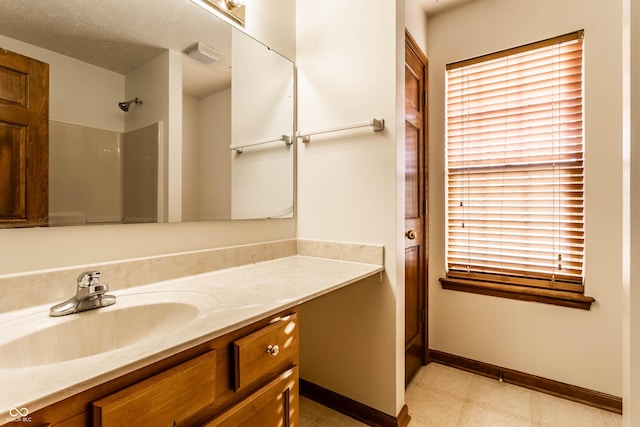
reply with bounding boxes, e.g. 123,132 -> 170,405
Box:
445,31 -> 584,291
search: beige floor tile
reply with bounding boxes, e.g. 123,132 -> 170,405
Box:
299,397 -> 366,427
410,363 -> 475,398
600,409 -> 624,427
458,400 -> 534,427
537,393 -> 619,427
300,364 -> 623,427
300,397 -> 328,426
467,375 -> 535,420
309,409 -> 367,427
406,382 -> 466,426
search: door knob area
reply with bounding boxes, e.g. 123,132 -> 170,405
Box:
405,230 -> 416,240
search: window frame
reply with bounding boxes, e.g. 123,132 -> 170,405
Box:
440,31 -> 594,310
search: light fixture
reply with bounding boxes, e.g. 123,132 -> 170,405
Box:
224,0 -> 245,9
191,0 -> 246,27
182,42 -> 225,64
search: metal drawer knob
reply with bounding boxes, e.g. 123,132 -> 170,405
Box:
405,230 -> 416,240
266,345 -> 280,356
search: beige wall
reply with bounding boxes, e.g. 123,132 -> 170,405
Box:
428,0 -> 623,396
182,94 -> 202,221
0,220 -> 295,275
201,89 -> 233,220
296,0 -> 405,416
125,52 -> 172,221
182,89 -> 233,221
623,0 -> 640,423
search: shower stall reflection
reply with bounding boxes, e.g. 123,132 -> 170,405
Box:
49,122 -> 159,226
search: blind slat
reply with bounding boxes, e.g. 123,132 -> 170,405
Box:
445,31 -> 584,286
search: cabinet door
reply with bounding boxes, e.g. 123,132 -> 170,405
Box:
205,367 -> 298,427
93,350 -> 216,427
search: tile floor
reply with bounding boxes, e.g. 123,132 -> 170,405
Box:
299,363 -> 623,427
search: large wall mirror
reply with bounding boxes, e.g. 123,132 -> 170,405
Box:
0,0 -> 295,228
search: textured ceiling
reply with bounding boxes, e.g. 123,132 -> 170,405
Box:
0,0 -> 234,97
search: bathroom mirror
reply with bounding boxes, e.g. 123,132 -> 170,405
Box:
0,0 -> 294,227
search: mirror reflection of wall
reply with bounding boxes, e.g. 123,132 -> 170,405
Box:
231,29 -> 294,220
181,29 -> 294,222
0,0 -> 295,228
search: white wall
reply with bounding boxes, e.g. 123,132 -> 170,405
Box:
405,0 -> 428,55
244,0 -> 296,60
296,0 -> 405,416
428,0 -> 623,396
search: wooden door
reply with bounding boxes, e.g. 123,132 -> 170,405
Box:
404,31 -> 428,386
0,49 -> 49,226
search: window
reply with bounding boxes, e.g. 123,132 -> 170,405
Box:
440,31 -> 594,309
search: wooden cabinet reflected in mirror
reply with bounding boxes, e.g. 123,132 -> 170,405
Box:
0,49 -> 48,227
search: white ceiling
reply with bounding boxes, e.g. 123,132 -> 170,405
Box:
418,0 -> 477,15
0,0 -> 234,97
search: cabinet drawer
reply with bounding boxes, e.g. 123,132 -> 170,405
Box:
233,313 -> 298,392
204,366 -> 298,427
93,350 -> 216,427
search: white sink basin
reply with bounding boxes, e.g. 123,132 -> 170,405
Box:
0,290 -> 213,368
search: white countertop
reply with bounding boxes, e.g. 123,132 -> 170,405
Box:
0,255 -> 383,419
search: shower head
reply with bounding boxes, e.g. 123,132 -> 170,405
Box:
118,97 -> 142,112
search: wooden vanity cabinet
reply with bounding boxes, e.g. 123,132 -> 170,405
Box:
181,312 -> 299,427
17,308 -> 298,427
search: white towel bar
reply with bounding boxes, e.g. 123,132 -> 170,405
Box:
298,118 -> 384,143
230,135 -> 293,153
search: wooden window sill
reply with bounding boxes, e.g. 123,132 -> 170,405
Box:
439,277 -> 595,310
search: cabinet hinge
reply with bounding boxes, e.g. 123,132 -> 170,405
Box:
421,308 -> 426,323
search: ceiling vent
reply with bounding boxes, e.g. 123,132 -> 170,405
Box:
182,42 -> 224,64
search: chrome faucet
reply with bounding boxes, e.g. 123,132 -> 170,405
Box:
49,271 -> 116,317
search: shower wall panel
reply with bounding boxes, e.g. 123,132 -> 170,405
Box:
122,123 -> 159,223
49,121 -> 123,225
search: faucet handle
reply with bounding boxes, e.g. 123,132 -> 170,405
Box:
77,271 -> 103,288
